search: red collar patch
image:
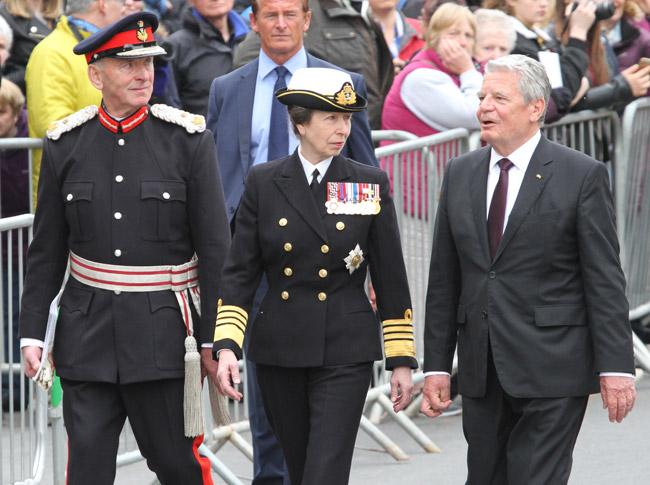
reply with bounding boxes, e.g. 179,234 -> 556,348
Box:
98,106 -> 149,133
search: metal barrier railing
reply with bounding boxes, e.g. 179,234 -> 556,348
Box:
618,99 -> 650,310
3,103 -> 650,482
617,99 -> 650,373
376,128 -> 471,360
0,213 -> 48,485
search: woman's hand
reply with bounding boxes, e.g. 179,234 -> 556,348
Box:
215,349 -> 243,401
437,38 -> 475,76
390,366 -> 414,413
621,63 -> 650,97
567,0 -> 597,41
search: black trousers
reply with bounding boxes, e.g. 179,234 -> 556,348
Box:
256,362 -> 373,485
60,377 -> 212,485
462,350 -> 589,485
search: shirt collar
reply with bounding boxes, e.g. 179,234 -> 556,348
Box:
489,130 -> 541,172
298,147 -> 333,182
258,46 -> 308,81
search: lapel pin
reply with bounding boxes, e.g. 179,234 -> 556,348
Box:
536,174 -> 542,179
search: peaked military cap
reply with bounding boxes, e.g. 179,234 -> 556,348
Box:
275,67 -> 367,112
73,12 -> 167,64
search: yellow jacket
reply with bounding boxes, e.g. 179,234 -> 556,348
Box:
26,16 -> 101,207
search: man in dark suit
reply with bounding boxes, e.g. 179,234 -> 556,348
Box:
19,13 -> 230,485
421,54 -> 636,484
206,0 -> 376,483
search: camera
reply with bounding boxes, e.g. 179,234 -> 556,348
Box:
571,0 -> 616,21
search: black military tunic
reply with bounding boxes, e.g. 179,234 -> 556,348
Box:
20,104 -> 230,382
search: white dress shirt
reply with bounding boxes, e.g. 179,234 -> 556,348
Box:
298,147 -> 332,183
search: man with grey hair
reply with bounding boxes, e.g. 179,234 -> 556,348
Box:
421,54 -> 635,484
25,0 -> 125,205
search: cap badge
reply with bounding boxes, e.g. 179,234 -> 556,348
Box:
136,20 -> 148,42
335,82 -> 356,106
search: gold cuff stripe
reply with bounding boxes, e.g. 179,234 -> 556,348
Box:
216,317 -> 246,332
218,305 -> 248,320
384,332 -> 415,339
213,324 -> 245,349
384,339 -> 416,359
383,324 -> 413,332
382,309 -> 413,327
217,312 -> 247,327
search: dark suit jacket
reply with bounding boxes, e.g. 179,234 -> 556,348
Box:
424,136 -> 634,399
206,53 -> 378,223
213,152 -> 418,370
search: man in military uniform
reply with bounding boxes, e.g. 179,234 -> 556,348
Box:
19,12 -> 230,485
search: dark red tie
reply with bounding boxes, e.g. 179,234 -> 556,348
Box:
487,158 -> 514,260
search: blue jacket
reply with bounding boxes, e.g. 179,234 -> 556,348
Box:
207,54 -> 378,223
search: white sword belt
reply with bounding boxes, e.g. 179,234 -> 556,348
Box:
68,251 -> 202,336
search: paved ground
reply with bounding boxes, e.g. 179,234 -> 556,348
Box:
108,374 -> 650,485
3,373 -> 648,484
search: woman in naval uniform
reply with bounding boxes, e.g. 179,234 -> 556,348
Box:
212,67 -> 418,485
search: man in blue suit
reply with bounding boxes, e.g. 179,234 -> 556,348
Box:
206,0 -> 377,483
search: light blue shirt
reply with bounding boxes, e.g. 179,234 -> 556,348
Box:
251,47 -> 308,167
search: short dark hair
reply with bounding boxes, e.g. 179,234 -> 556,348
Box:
287,105 -> 313,137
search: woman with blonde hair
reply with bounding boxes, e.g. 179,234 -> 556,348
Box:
382,3 -> 482,135
0,0 -> 62,94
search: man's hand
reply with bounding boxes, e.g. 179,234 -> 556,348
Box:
420,374 -> 452,418
390,366 -> 413,413
22,346 -> 43,379
600,375 -> 636,423
200,348 -> 218,383
215,349 -> 243,402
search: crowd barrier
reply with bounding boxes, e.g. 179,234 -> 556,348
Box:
2,101 -> 650,483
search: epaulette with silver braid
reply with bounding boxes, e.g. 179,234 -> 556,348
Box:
46,105 -> 99,140
150,104 -> 206,134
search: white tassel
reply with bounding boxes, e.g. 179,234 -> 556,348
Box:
183,335 -> 205,437
208,377 -> 231,426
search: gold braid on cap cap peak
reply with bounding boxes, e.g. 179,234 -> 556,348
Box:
47,105 -> 99,140
150,104 -> 206,133
382,309 -> 416,359
276,82 -> 362,111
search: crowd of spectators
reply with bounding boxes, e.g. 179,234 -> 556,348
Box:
0,0 -> 647,186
